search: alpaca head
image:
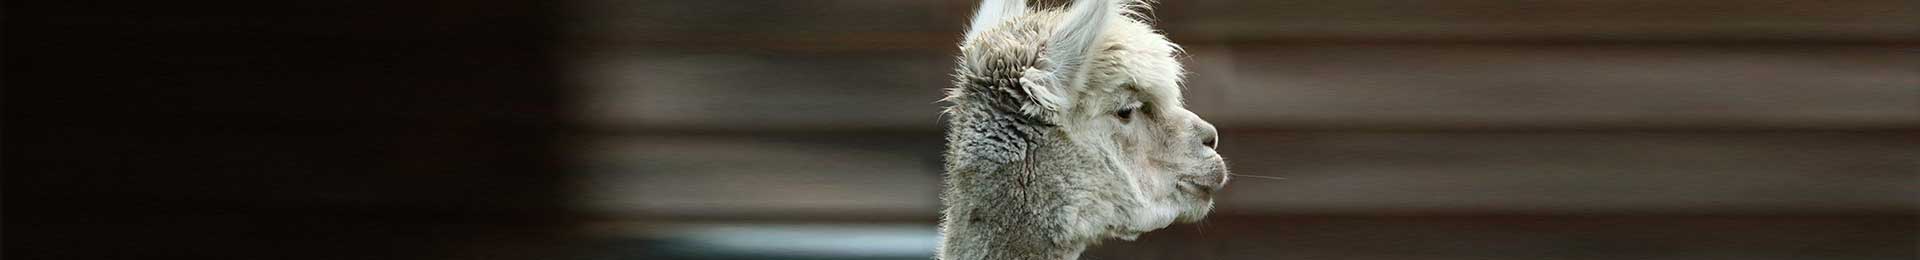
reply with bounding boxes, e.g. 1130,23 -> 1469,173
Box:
944,0 -> 1228,239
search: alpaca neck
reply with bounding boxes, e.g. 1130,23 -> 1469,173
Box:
939,219 -> 1086,260
938,149 -> 1090,260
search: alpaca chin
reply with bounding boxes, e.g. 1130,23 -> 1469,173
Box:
1176,200 -> 1215,223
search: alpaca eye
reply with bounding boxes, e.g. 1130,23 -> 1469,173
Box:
1115,107 -> 1135,122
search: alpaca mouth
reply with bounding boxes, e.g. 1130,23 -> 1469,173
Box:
1179,162 -> 1231,197
1196,179 -> 1226,196
1179,173 -> 1228,197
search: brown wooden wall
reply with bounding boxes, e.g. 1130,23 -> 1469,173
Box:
563,0 -> 1916,259
8,0 -> 1911,259
567,0 -> 1917,214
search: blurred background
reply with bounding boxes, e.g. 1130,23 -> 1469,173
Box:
7,0 -> 1916,259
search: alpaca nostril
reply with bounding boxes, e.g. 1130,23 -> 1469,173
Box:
1194,119 -> 1220,150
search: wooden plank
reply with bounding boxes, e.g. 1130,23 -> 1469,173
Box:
1181,45 -> 1920,129
563,0 -> 1919,50
581,214 -> 1917,260
562,0 -> 965,51
1084,214 -> 1917,260
569,45 -> 1919,130
570,131 -> 1918,217
1164,0 -> 1920,42
571,132 -> 947,217
1212,131 -> 1919,213
568,52 -> 953,130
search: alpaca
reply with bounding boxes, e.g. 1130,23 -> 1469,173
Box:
937,0 -> 1230,259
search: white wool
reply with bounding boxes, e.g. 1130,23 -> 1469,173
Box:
938,0 -> 1229,259
963,0 -> 1028,45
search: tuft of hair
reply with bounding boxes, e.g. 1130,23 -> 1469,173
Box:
1042,0 -> 1115,90
951,0 -> 1156,118
1118,0 -> 1155,20
963,0 -> 1029,45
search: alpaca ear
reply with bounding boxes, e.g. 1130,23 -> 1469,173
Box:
1050,0 -> 1114,62
1018,67 -> 1068,114
963,0 -> 1027,45
1033,0 -> 1114,111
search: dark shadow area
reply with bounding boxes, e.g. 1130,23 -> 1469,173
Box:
6,1 -> 577,259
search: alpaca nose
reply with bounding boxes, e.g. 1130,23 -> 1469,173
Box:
1196,120 -> 1219,150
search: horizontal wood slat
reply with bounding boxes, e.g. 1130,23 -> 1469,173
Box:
1083,214 -> 1917,260
588,215 -> 1917,259
571,131 -> 1918,217
1164,0 -> 1920,42
569,52 -> 952,130
571,45 -> 1919,130
565,0 -> 1920,50
1181,45 -> 1920,129
1214,131 -> 1919,213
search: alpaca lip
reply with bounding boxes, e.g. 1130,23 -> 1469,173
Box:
1202,175 -> 1227,194
1182,174 -> 1227,197
1215,172 -> 1231,189
1193,182 -> 1218,197
1182,162 -> 1231,196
